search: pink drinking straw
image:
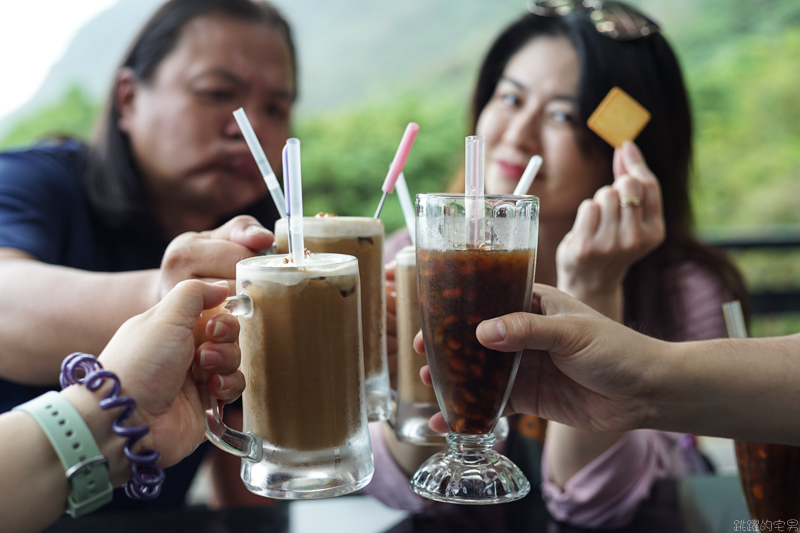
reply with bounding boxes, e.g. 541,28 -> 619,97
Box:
374,122 -> 420,219
465,136 -> 485,248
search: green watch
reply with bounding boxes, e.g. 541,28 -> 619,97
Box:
14,390 -> 114,517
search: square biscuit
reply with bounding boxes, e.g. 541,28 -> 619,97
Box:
587,87 -> 651,148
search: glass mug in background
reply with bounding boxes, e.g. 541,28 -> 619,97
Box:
203,254 -> 374,499
411,193 -> 538,504
275,216 -> 392,423
394,245 -> 440,444
393,244 -> 509,446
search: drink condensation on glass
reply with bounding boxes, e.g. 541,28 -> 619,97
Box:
275,216 -> 391,422
203,253 -> 374,499
410,194 -> 538,505
394,244 -> 510,445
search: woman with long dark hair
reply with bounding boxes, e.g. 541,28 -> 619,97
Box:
0,0 -> 295,510
380,2 -> 747,527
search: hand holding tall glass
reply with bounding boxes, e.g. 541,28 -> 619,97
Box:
410,192 -> 538,504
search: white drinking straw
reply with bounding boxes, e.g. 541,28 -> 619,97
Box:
395,172 -> 416,246
513,155 -> 543,196
722,300 -> 747,339
281,144 -> 292,255
283,138 -> 305,265
465,136 -> 485,248
233,108 -> 286,218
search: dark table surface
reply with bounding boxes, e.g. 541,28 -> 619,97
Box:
45,475 -> 750,533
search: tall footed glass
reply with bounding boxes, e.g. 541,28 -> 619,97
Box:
410,193 -> 538,504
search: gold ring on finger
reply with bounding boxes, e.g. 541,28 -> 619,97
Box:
620,196 -> 642,208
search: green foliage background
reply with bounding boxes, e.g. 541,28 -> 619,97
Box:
2,0 -> 800,334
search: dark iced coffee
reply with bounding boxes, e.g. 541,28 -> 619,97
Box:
418,247 -> 535,435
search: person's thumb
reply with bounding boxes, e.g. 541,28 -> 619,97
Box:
477,312 -> 560,354
154,279 -> 231,331
619,141 -> 654,183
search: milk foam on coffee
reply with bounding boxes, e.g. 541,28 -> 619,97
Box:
237,253 -> 365,452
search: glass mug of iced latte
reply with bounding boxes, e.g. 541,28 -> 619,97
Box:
203,253 -> 374,499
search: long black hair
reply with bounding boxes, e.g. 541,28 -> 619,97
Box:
465,9 -> 748,340
85,0 -> 295,233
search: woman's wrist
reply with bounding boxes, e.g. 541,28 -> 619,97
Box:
60,384 -> 132,487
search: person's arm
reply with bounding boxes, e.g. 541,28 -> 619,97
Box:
0,280 -> 244,533
459,284 -> 800,446
0,249 -> 158,384
0,216 -> 272,385
547,142 -> 664,487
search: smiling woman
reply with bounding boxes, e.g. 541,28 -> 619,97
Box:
377,4 -> 750,529
0,0 -> 295,515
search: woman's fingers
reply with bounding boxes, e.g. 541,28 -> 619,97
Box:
420,365 -> 432,386
197,312 -> 242,403
614,174 -> 646,246
619,142 -> 655,184
569,199 -> 601,245
205,313 -> 240,344
196,341 -> 241,374
428,412 -> 448,433
207,371 -> 246,403
593,186 -> 621,246
413,330 -> 425,354
613,143 -> 626,178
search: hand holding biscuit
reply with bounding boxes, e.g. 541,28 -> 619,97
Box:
555,141 -> 665,320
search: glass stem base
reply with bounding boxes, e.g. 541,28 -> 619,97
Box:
409,433 -> 530,505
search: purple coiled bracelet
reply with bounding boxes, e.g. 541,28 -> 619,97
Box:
60,352 -> 165,500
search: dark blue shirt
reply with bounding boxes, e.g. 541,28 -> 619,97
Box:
0,140 -> 169,272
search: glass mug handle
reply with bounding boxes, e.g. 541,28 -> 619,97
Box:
201,294 -> 262,462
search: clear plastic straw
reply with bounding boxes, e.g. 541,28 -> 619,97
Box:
283,138 -> 305,265
395,172 -> 416,246
513,155 -> 543,196
281,145 -> 292,255
722,300 -> 748,339
465,136 -> 485,248
233,108 -> 286,218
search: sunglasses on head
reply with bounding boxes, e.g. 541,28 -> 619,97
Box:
527,0 -> 660,41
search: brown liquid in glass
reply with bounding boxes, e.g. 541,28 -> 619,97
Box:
418,247 -> 534,435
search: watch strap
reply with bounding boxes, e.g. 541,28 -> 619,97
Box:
14,391 -> 113,517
